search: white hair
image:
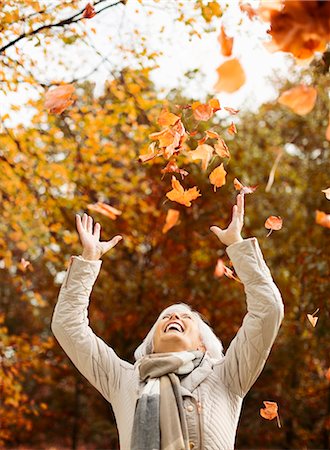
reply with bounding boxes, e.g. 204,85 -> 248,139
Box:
134,303 -> 224,361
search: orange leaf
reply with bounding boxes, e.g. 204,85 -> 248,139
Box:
166,176 -> 201,207
158,108 -> 180,127
205,130 -> 220,140
214,138 -> 230,158
278,85 -> 317,115
227,122 -> 237,135
322,188 -> 330,200
224,106 -> 239,115
162,209 -> 180,233
87,202 -> 122,220
209,163 -> 227,192
214,258 -> 225,277
83,3 -> 96,18
44,84 -> 75,114
214,58 -> 246,93
189,144 -> 214,171
260,401 -> 281,428
239,1 -> 257,20
265,215 -> 283,237
18,258 -> 30,272
315,210 -> 330,229
234,177 -> 258,194
325,368 -> 330,382
161,160 -> 189,179
224,265 -> 242,283
326,115 -> 330,140
208,98 -> 221,112
192,102 -> 214,121
149,128 -> 176,148
218,24 -> 233,57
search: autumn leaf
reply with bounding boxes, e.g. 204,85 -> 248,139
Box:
87,202 -> 122,220
192,102 -> 213,121
44,84 -> 75,114
321,188 -> 330,200
166,176 -> 201,207
224,106 -> 239,115
214,58 -> 246,93
158,108 -> 180,127
149,128 -> 177,148
161,160 -> 188,180
260,401 -> 281,428
315,210 -> 330,229
162,209 -> 180,233
326,115 -> 330,141
188,144 -> 214,172
209,163 -> 227,192
205,130 -> 220,140
208,98 -> 221,112
278,85 -> 317,115
83,3 -> 96,19
138,142 -> 163,163
227,122 -> 237,135
224,265 -> 242,283
18,258 -> 31,272
218,24 -> 233,57
239,1 -> 257,20
234,177 -> 258,195
265,215 -> 283,237
325,368 -> 330,382
214,137 -> 230,158
307,308 -> 319,328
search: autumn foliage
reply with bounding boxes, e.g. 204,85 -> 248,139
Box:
1,1 -> 330,449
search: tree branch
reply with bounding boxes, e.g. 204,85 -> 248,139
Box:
0,0 -> 123,55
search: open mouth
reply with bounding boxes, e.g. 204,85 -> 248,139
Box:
164,322 -> 184,333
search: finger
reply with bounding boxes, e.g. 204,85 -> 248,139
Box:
237,194 -> 244,217
82,213 -> 88,230
210,226 -> 224,239
103,235 -> 123,253
87,215 -> 93,234
75,214 -> 83,235
93,222 -> 101,240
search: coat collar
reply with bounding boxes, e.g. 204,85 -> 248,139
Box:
180,352 -> 213,394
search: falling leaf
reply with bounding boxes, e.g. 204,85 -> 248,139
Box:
44,84 -> 75,114
214,58 -> 246,93
233,178 -> 258,194
162,209 -> 180,233
307,308 -> 319,327
161,160 -> 189,179
224,265 -> 242,283
192,102 -> 214,121
208,98 -> 221,112
321,188 -> 330,200
209,163 -> 227,192
218,24 -> 234,57
138,142 -> 163,163
205,130 -> 220,140
149,128 -> 176,148
214,138 -> 230,158
227,122 -> 237,135
325,368 -> 330,382
87,202 -> 122,220
315,210 -> 330,229
278,85 -> 317,115
260,401 -> 281,428
18,258 -> 30,272
265,216 -> 283,237
157,108 -> 180,127
83,3 -> 96,18
188,144 -> 214,171
239,1 -> 257,20
214,258 -> 225,277
166,176 -> 201,207
224,106 -> 239,115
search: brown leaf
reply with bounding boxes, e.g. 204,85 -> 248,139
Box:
83,3 -> 96,19
315,210 -> 330,229
307,308 -> 319,327
44,84 -> 75,114
214,258 -> 225,277
214,138 -> 230,158
321,188 -> 330,200
265,216 -> 283,237
161,160 -> 189,179
157,108 -> 180,127
188,144 -> 214,172
87,202 -> 122,220
260,401 -> 281,428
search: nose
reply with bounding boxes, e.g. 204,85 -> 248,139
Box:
169,312 -> 180,320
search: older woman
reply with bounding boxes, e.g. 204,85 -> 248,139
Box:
51,194 -> 284,450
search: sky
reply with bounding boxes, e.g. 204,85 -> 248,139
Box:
0,0 -> 297,128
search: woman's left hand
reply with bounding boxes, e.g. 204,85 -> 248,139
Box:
210,194 -> 244,247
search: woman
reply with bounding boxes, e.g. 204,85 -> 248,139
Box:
51,194 -> 284,450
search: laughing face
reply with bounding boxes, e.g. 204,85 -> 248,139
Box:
152,309 -> 205,353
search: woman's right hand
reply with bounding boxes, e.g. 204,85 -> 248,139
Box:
75,213 -> 123,260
